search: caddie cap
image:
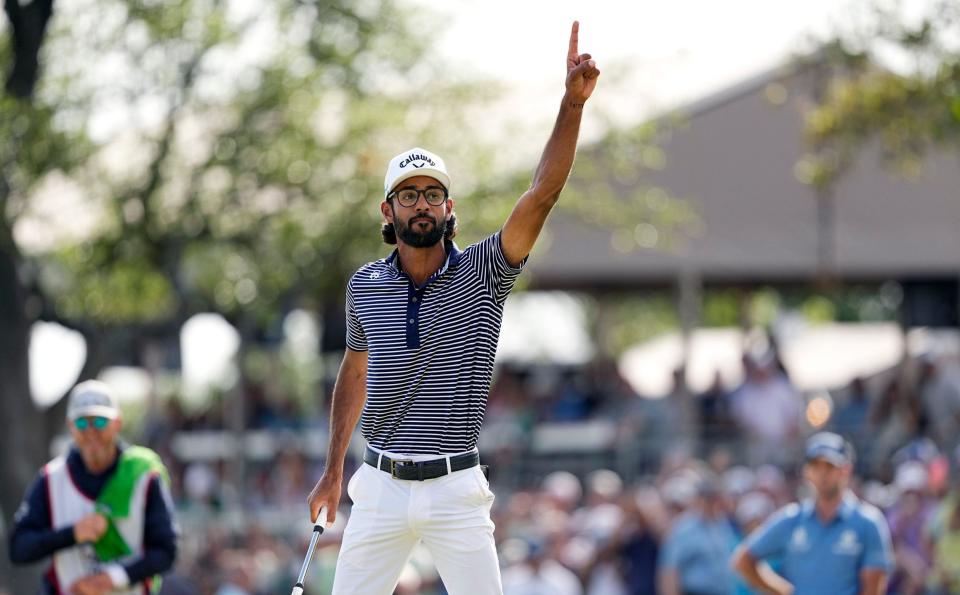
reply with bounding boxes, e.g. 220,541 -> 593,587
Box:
67,380 -> 120,421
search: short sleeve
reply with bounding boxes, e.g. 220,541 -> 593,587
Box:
470,231 -> 526,304
345,278 -> 367,352
658,524 -> 686,570
860,510 -> 894,571
746,506 -> 796,560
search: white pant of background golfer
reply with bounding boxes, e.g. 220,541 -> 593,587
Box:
332,448 -> 502,595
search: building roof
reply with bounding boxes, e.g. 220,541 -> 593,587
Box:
526,58 -> 960,289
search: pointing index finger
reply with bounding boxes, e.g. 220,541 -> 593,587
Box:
568,21 -> 579,64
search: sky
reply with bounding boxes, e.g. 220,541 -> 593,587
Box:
399,0 -> 866,155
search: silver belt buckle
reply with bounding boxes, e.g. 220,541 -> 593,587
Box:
390,458 -> 413,478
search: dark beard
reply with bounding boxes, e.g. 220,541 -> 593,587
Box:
396,215 -> 444,248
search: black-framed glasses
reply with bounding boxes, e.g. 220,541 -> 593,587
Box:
388,187 -> 448,207
74,416 -> 110,431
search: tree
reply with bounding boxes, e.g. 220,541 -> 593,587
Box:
0,40 -> 91,588
798,0 -> 960,192
2,0 -> 54,98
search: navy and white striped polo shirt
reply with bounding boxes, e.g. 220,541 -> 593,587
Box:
346,231 -> 525,455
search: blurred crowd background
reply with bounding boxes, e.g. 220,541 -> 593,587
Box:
128,341 -> 960,595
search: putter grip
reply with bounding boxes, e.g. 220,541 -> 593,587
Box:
291,585 -> 304,595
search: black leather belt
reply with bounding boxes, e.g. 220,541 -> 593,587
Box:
363,446 -> 479,481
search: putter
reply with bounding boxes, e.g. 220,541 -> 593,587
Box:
291,507 -> 327,595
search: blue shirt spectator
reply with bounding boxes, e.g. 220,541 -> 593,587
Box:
659,476 -> 737,595
744,495 -> 891,595
734,432 -> 892,595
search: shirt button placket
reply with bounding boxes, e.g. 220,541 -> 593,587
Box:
406,285 -> 423,348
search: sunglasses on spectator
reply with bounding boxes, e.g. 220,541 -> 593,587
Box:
74,416 -> 110,431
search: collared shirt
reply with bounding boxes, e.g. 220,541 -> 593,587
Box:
746,493 -> 892,595
659,512 -> 738,595
346,231 -> 525,454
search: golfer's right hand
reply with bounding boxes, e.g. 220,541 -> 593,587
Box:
307,472 -> 341,528
73,513 -> 108,543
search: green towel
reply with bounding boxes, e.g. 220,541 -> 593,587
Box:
93,446 -> 169,562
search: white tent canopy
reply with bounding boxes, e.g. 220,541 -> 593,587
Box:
618,323 -> 912,396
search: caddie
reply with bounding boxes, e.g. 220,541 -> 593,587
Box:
9,380 -> 178,595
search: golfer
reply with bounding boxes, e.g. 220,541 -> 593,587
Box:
731,432 -> 892,595
307,21 -> 599,595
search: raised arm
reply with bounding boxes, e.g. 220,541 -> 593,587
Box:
500,20 -> 600,267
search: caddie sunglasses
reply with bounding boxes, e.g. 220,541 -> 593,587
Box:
74,416 -> 110,431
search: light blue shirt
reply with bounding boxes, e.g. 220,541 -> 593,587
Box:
660,512 -> 737,595
746,494 -> 892,595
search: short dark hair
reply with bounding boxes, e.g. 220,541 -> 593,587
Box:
381,213 -> 458,245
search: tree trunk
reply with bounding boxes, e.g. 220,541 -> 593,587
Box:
0,229 -> 46,593
4,0 -> 56,99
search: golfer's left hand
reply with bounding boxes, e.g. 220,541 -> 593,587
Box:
565,21 -> 600,103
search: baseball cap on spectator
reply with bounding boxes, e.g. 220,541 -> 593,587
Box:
587,469 -> 623,500
736,491 -> 775,526
66,380 -> 120,421
499,538 -> 532,565
892,436 -> 940,467
695,472 -> 724,499
724,466 -> 756,497
754,464 -> 786,496
662,475 -> 697,507
895,461 -> 928,493
542,471 -> 582,506
862,480 -> 897,509
805,432 -> 854,467
383,147 -> 451,197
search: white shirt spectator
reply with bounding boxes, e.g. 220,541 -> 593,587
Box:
731,370 -> 802,444
502,560 -> 583,595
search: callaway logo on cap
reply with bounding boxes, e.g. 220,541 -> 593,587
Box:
384,147 -> 451,197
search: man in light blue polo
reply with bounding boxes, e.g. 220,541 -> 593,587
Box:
731,432 -> 892,595
658,473 -> 738,595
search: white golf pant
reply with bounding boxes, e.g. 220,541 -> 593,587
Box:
332,449 -> 502,595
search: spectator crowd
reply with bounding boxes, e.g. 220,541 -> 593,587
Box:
133,345 -> 960,594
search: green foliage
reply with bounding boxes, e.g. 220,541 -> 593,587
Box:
589,293 -> 679,357
52,243 -> 177,322
800,0 -> 960,191
5,0 -> 678,353
747,285 -> 899,326
562,123 -> 699,253
800,295 -> 837,324
702,290 -> 742,327
0,91 -> 89,230
6,0 -> 501,331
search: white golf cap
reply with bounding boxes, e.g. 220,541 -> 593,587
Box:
895,461 -> 928,493
383,147 -> 451,197
67,380 -> 120,421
